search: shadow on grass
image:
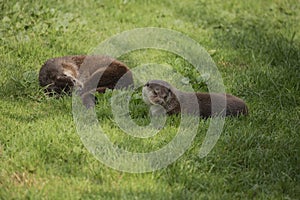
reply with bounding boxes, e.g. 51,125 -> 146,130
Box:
217,27 -> 300,107
211,15 -> 300,111
174,1 -> 300,69
215,26 -> 300,70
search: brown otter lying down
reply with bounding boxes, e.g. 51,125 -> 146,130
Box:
39,55 -> 133,97
142,80 -> 248,117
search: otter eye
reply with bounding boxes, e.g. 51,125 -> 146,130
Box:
145,83 -> 149,87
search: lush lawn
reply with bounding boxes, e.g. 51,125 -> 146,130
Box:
1,0 -> 299,199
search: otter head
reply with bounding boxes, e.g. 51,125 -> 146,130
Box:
142,80 -> 175,107
39,60 -> 83,95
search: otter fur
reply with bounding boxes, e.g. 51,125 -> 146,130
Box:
142,80 -> 248,117
39,55 -> 133,96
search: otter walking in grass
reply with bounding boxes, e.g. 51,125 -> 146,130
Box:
39,55 -> 133,96
142,80 -> 248,117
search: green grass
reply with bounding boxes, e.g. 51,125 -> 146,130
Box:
1,0 -> 299,199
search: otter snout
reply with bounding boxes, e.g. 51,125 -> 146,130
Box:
142,81 -> 169,106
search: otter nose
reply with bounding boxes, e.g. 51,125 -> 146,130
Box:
144,82 -> 150,87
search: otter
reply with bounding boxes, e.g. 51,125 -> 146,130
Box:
39,55 -> 133,96
142,80 -> 248,117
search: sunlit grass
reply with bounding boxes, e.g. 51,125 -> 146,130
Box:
0,0 -> 299,199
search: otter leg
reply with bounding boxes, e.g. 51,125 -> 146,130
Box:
96,87 -> 107,93
80,92 -> 96,109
